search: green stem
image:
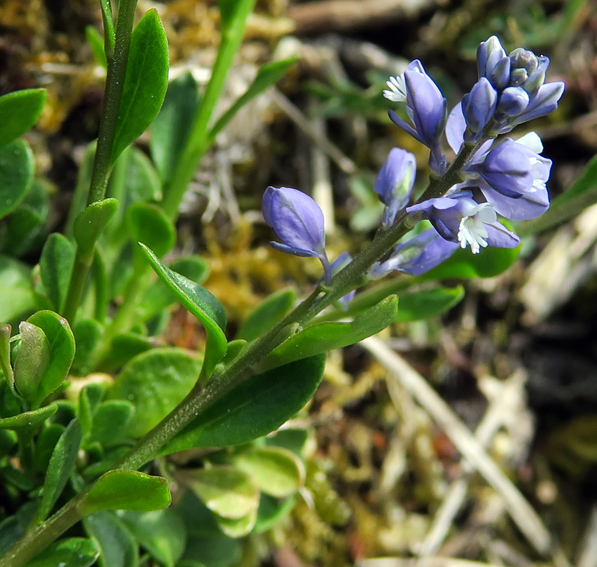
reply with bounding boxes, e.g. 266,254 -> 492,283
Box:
62,253 -> 94,322
161,0 -> 257,219
61,0 -> 138,323
0,494 -> 86,567
87,0 -> 138,206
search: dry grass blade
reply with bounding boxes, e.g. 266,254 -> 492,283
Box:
418,372 -> 527,556
361,337 -> 553,557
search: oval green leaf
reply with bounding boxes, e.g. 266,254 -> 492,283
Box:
127,203 -> 175,258
139,243 -> 227,377
0,139 -> 35,220
80,471 -> 171,515
0,88 -> 46,149
111,9 -> 169,164
27,311 -> 75,408
88,400 -> 134,448
162,355 -> 325,453
120,509 -> 186,567
27,537 -> 99,567
231,446 -> 304,498
109,348 -> 202,438
263,296 -> 398,370
0,178 -> 50,257
73,198 -> 119,260
422,244 -> 520,280
215,508 -> 257,538
236,288 -> 296,342
0,256 -> 34,323
395,285 -> 465,322
13,321 -> 50,404
177,467 -> 259,520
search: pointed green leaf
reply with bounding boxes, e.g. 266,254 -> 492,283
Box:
0,139 -> 35,220
111,9 -> 169,164
33,423 -> 64,473
13,321 -> 50,404
37,418 -> 82,522
0,324 -> 14,389
0,404 -> 57,431
263,296 -> 398,370
140,255 -> 209,322
27,537 -> 99,567
231,446 -> 304,498
139,243 -> 227,377
395,285 -> 465,322
108,348 -> 202,438
151,73 -> 200,184
120,509 -> 186,567
218,0 -> 256,32
39,233 -> 76,312
0,89 -> 46,149
86,25 -> 107,69
73,198 -> 119,260
26,311 -> 75,407
178,467 -> 259,520
209,58 -> 298,142
80,471 -> 171,515
84,511 -> 138,567
99,0 -> 115,57
127,203 -> 175,258
79,382 -> 105,437
163,355 -> 325,453
236,288 -> 296,342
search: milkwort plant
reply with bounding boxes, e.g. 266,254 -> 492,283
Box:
0,0 -> 585,564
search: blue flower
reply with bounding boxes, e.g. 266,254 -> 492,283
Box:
384,60 -> 447,174
262,186 -> 331,281
477,36 -> 510,90
407,192 -> 520,254
374,148 -> 416,227
462,77 -> 498,141
370,229 -> 459,277
464,133 -> 551,220
475,36 -> 565,134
